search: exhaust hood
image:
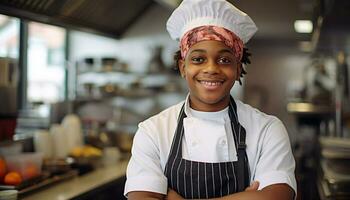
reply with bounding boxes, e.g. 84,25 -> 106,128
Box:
0,0 -> 160,38
312,0 -> 350,53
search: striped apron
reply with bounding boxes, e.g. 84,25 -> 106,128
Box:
164,97 -> 249,199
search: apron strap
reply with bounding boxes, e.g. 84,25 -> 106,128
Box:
164,104 -> 186,175
237,131 -> 249,191
229,96 -> 250,191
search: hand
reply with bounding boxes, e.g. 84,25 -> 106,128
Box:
166,189 -> 184,200
245,181 -> 260,192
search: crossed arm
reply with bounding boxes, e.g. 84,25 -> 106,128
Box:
127,182 -> 295,200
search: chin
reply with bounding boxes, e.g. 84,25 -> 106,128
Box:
199,93 -> 227,105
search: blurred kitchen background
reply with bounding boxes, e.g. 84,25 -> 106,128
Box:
0,0 -> 349,199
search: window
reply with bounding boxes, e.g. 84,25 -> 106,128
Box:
27,22 -> 66,103
0,14 -> 19,59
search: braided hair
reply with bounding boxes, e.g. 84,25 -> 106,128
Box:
173,48 -> 251,85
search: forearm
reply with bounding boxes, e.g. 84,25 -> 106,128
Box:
212,184 -> 294,200
166,184 -> 294,200
128,191 -> 165,200
212,190 -> 273,200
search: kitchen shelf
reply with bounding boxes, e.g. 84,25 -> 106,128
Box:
287,102 -> 333,115
73,58 -> 187,148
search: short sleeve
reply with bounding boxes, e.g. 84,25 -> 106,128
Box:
124,123 -> 168,196
253,119 -> 297,196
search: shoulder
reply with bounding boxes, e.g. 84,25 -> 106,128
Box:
235,99 -> 288,148
235,99 -> 281,128
133,101 -> 184,167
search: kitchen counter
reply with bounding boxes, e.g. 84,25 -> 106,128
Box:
21,160 -> 129,200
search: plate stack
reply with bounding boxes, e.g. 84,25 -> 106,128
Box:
0,190 -> 18,200
319,137 -> 350,199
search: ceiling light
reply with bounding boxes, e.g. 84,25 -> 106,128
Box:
294,20 -> 313,33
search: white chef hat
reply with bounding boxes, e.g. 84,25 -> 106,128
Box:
166,0 -> 258,44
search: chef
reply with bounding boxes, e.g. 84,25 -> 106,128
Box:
124,0 -> 297,199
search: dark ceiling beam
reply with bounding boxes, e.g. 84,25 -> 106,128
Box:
0,0 -> 158,39
118,1 -> 155,38
152,0 -> 179,10
311,0 -> 350,54
0,4 -> 121,38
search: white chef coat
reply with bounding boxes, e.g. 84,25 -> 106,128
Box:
124,95 -> 297,196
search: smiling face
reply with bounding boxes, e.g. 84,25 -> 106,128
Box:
179,40 -> 241,112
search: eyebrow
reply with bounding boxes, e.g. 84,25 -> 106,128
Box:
189,49 -> 206,54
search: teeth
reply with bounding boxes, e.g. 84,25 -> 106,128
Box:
200,81 -> 222,86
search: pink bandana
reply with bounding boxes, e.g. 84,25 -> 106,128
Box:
180,26 -> 243,61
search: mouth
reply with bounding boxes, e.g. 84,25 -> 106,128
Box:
198,80 -> 224,90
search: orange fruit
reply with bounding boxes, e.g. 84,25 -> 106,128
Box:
4,171 -> 22,186
24,164 -> 39,179
0,158 -> 6,179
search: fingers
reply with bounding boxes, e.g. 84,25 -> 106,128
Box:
245,181 -> 260,191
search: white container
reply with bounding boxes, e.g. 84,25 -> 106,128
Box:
0,142 -> 22,157
61,114 -> 84,152
50,124 -> 69,158
4,153 -> 43,180
33,130 -> 53,158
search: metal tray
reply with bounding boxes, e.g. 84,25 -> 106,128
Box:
0,170 -> 78,196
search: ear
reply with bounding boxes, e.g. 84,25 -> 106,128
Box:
178,59 -> 186,78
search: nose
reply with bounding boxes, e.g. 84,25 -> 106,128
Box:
202,59 -> 220,74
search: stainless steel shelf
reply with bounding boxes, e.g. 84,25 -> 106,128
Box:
287,102 -> 333,115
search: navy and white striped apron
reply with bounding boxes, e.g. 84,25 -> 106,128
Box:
164,97 -> 249,199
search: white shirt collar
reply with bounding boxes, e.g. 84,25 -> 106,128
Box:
184,93 -> 229,122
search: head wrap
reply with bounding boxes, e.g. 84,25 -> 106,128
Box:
180,25 -> 244,60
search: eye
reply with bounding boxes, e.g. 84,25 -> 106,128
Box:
218,57 -> 232,64
191,57 -> 205,64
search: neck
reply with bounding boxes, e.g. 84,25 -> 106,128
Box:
189,95 -> 230,112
